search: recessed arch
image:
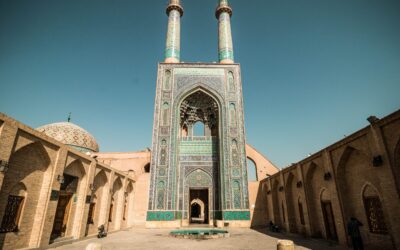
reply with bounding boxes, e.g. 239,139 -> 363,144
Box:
179,89 -> 220,137
64,159 -> 86,178
361,183 -> 388,234
393,138 -> 400,193
0,141 -> 51,247
285,172 -> 298,232
144,163 -> 150,173
271,179 -> 282,227
304,161 -> 325,237
247,157 -> 258,181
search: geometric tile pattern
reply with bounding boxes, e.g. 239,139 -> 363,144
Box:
223,211 -> 250,220
36,122 -> 99,152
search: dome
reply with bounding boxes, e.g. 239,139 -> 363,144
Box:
36,122 -> 99,153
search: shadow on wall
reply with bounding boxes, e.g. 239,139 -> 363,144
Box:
250,182 -> 268,228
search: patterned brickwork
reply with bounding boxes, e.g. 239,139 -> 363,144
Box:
36,122 -> 99,152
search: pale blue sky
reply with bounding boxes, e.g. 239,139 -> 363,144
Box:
0,0 -> 399,169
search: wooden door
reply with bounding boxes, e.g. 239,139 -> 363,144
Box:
51,194 -> 72,240
321,201 -> 338,241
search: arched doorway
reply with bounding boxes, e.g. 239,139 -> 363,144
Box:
320,189 -> 337,241
50,159 -> 86,242
189,193 -> 208,224
85,169 -> 109,236
179,90 -> 220,224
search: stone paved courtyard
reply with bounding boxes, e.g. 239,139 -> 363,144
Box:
50,227 -> 348,250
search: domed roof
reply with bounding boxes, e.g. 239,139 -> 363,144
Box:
36,122 -> 99,153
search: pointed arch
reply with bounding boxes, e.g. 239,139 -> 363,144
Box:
0,141 -> 51,247
285,172 -> 298,233
123,181 -> 134,224
87,169 -> 109,235
271,179 -> 282,227
144,163 -> 150,173
108,176 -> 123,230
336,146 -> 373,221
64,159 -> 86,178
247,157 -> 258,181
297,196 -> 305,226
304,161 -> 325,237
361,183 -> 388,234
393,138 -> 400,194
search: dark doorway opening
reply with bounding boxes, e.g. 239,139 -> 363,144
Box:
50,174 -> 78,242
189,189 -> 209,224
321,201 -> 338,241
50,193 -> 72,241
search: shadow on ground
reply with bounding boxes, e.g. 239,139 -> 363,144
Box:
251,227 -> 348,250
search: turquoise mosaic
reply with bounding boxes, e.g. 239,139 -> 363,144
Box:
223,211 -> 250,220
165,48 -> 180,59
219,49 -> 234,61
146,211 -> 176,221
179,139 -> 218,156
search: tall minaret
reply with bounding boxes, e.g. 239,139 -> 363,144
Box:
164,0 -> 183,63
216,0 -> 234,64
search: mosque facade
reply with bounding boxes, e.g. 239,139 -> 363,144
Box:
146,0 -> 251,228
0,0 -> 400,249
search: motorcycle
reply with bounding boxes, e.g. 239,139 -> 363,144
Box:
97,225 -> 107,238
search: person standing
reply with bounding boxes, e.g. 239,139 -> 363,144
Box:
347,217 -> 364,250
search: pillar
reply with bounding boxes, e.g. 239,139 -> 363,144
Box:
216,0 -> 234,64
164,0 -> 183,63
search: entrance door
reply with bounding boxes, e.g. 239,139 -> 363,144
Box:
189,189 -> 208,224
321,201 -> 338,241
50,193 -> 72,241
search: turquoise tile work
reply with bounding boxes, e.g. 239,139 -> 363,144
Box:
146,211 -> 176,221
223,211 -> 250,220
179,137 -> 218,156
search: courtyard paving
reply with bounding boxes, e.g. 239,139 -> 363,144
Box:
50,227 -> 348,250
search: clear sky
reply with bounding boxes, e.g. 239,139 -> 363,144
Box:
1,0 -> 399,169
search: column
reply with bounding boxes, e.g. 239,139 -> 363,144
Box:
164,0 -> 183,63
216,0 -> 234,64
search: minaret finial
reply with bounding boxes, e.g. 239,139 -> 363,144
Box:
164,0 -> 184,63
67,112 -> 71,122
216,0 -> 234,64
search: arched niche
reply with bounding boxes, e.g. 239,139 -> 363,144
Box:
271,179 -> 282,227
247,157 -> 258,181
393,139 -> 400,194
336,145 -> 378,237
362,184 -> 388,235
87,169 -> 109,235
179,90 -> 219,138
0,141 -> 51,248
285,172 -> 298,233
144,163 -> 150,173
304,162 -> 325,238
319,188 -> 338,241
51,159 -> 87,241
124,181 -> 134,224
108,177 -> 123,231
